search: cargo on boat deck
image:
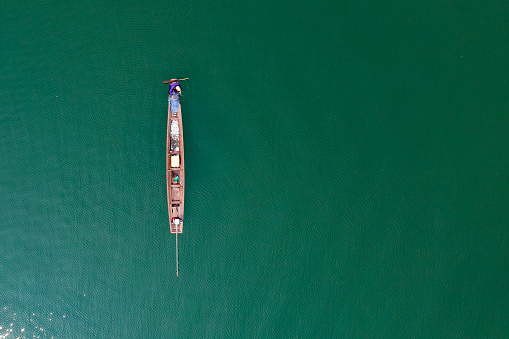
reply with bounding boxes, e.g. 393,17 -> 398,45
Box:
171,154 -> 180,168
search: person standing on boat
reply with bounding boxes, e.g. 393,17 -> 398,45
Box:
169,82 -> 181,95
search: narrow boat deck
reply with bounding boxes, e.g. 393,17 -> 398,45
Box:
166,85 -> 184,234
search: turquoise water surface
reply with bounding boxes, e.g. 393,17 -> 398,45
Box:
0,1 -> 508,337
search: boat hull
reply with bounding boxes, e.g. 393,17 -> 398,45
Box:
166,89 -> 184,233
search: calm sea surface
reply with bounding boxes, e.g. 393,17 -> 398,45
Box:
0,1 -> 508,337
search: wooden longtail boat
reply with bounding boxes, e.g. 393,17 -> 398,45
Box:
165,78 -> 187,276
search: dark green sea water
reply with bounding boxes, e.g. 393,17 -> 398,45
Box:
1,1 -> 508,337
